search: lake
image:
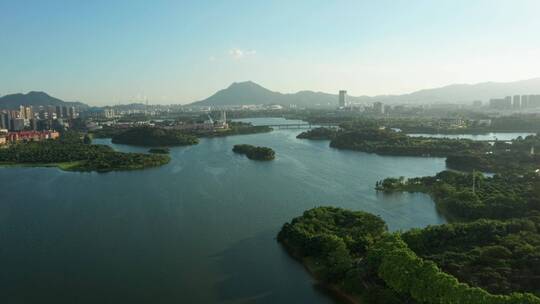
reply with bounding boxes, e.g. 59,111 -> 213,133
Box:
0,118 -> 447,304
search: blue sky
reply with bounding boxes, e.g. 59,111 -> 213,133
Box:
1,0 -> 540,105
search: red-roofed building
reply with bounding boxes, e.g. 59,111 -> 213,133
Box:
7,131 -> 60,143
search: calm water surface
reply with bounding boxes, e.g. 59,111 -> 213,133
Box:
0,118 -> 447,304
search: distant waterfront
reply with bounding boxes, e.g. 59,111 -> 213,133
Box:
0,118 -> 446,304
407,132 -> 535,141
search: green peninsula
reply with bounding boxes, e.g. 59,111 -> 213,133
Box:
279,206 -> 540,304
111,127 -> 199,146
0,134 -> 169,172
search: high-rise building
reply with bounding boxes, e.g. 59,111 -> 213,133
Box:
513,95 -> 521,109
504,96 -> 512,107
521,95 -> 529,108
490,98 -> 512,109
104,108 -> 115,118
47,106 -> 56,119
25,106 -> 33,119
37,119 -> 52,131
11,118 -> 25,131
1,112 -> 14,131
18,106 -> 33,119
530,95 -> 540,108
38,109 -> 46,119
338,90 -> 347,107
30,118 -> 38,130
68,107 -> 77,119
0,112 -> 8,130
56,106 -> 63,118
62,106 -> 68,118
373,102 -> 384,114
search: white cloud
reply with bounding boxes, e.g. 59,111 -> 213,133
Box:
208,56 -> 217,61
229,48 -> 256,59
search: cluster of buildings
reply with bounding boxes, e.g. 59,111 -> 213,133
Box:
0,104 -> 78,146
340,91 -> 390,115
338,90 -> 392,115
0,104 -> 79,132
489,95 -> 540,110
170,111 -> 229,131
0,130 -> 60,145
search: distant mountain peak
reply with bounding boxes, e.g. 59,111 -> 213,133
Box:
27,91 -> 51,97
231,80 -> 256,85
0,91 -> 87,109
191,81 -> 342,107
228,81 -> 264,89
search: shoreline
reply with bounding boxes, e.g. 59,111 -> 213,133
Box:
0,161 -> 82,171
279,241 -> 362,304
0,159 -> 169,173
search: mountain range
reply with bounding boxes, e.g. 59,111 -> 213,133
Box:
0,91 -> 87,110
192,78 -> 540,107
2,78 -> 540,109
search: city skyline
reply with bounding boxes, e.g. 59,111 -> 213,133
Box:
1,0 -> 540,105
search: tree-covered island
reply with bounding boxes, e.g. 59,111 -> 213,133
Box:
0,132 -> 169,172
297,126 -> 491,156
111,127 -> 199,146
298,126 -> 539,173
232,144 -> 275,161
92,122 -> 272,143
329,127 -> 490,157
296,127 -> 338,140
278,206 -> 540,304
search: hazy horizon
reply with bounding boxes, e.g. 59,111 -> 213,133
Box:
2,0 -> 540,106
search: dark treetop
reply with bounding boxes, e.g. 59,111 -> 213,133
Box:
111,127 -> 199,147
232,144 -> 275,161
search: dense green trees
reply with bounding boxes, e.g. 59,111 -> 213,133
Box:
278,207 -> 405,303
296,127 -> 338,140
377,170 -> 539,221
112,127 -> 199,146
373,170 -> 540,299
329,128 -> 490,157
372,234 -> 540,304
90,127 -> 125,138
401,218 -> 540,298
446,134 -> 540,172
232,144 -> 275,160
148,147 -> 170,154
278,206 -> 540,303
83,134 -> 92,144
0,134 -> 169,172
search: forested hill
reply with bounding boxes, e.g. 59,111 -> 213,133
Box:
190,81 -> 364,108
0,91 -> 87,109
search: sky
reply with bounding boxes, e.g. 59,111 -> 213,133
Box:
1,0 -> 540,106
